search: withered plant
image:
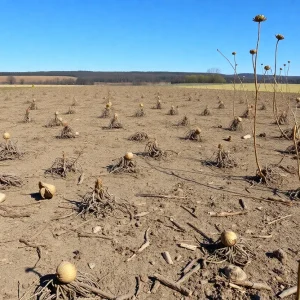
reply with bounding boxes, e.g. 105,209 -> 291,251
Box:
128,131 -> 149,142
168,105 -> 178,115
277,110 -> 288,125
240,105 -> 253,119
0,135 -> 23,161
218,101 -> 225,109
185,128 -> 202,142
135,104 -> 146,117
100,105 -> 111,118
0,174 -> 23,189
107,113 -> 123,129
45,112 -> 62,127
29,99 -> 37,110
57,122 -> 78,139
201,105 -> 211,116
107,152 -> 137,173
23,108 -> 32,123
214,144 -> 237,168
45,151 -> 83,178
144,139 -> 165,159
66,106 -> 76,114
175,115 -> 190,127
229,117 -> 243,131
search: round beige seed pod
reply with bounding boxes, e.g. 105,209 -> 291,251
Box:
124,152 -> 134,160
237,117 -> 243,122
224,265 -> 247,281
195,128 -> 201,134
56,261 -> 77,284
55,111 -> 59,115
3,132 -> 10,140
39,181 -> 56,199
140,103 -> 144,107
221,230 -> 238,247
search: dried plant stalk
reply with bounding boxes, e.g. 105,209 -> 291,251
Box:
185,128 -> 202,142
45,152 -> 83,178
29,99 -> 37,110
23,108 -> 32,123
168,105 -> 178,115
107,155 -> 137,173
100,107 -> 111,118
229,117 -> 243,131
45,112 -> 62,127
277,110 -> 288,125
0,174 -> 23,189
128,132 -> 149,142
176,116 -> 190,126
0,139 -> 23,161
214,144 -> 237,168
201,106 -> 211,116
144,139 -> 165,159
57,123 -> 77,139
107,113 -> 123,129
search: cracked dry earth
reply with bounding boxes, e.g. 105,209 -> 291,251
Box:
0,85 -> 300,300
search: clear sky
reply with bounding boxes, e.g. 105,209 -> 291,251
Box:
0,0 -> 299,75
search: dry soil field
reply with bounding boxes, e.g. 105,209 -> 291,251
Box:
0,85 -> 300,300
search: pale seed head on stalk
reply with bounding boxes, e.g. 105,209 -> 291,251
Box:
275,34 -> 284,41
232,52 -> 236,56
250,49 -> 257,55
253,14 -> 267,22
264,65 -> 271,71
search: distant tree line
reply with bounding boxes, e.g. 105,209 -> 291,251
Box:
1,71 -> 300,85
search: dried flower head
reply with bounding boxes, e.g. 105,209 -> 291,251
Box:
250,49 -> 257,55
264,65 -> 271,71
288,60 -> 291,63
280,67 -> 283,70
232,52 -> 236,56
284,64 -> 286,67
253,15 -> 267,22
275,34 -> 284,41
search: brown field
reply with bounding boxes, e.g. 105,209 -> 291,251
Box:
0,85 -> 299,299
0,76 -> 76,84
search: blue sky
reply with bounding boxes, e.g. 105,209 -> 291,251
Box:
0,0 -> 299,75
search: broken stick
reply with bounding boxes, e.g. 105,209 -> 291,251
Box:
127,227 -> 150,261
208,211 -> 247,217
153,273 -> 192,296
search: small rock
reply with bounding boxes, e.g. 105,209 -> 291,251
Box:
92,226 -> 102,234
242,134 -> 251,139
88,262 -> 96,269
140,274 -> 148,283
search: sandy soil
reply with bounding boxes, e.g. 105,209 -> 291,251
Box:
0,85 -> 299,300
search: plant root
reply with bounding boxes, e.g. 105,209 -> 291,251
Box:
277,111 -> 288,125
24,108 -> 32,123
45,152 -> 83,178
107,113 -> 123,129
184,128 -> 202,142
135,107 -> 146,117
45,112 -> 62,127
144,139 -> 166,159
128,132 -> 149,142
57,124 -> 77,139
0,140 -> 23,161
77,178 -> 133,219
204,240 -> 253,266
107,155 -> 137,173
100,107 -> 111,118
168,105 -> 178,115
25,272 -> 115,300
229,117 -> 243,131
240,105 -> 253,119
201,106 -> 211,116
213,144 -> 237,168
175,115 -> 190,126
0,174 -> 23,189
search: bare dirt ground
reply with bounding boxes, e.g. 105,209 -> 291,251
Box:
0,85 -> 299,300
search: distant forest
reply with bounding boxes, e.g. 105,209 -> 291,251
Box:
1,71 -> 300,85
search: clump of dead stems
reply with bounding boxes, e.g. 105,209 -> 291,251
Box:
251,164 -> 283,187
135,104 -> 146,117
45,112 -> 62,127
0,174 -> 23,189
107,113 -> 123,129
260,103 -> 267,110
66,106 -> 76,114
280,127 -> 300,140
168,105 -> 178,115
107,152 -> 137,173
284,141 -> 300,154
29,99 -> 37,110
78,178 -> 133,219
57,122 -> 78,139
240,105 -> 253,119
277,110 -> 288,125
218,101 -> 225,109
45,151 -> 83,178
128,131 -> 149,142
154,99 -> 162,109
185,127 -> 202,142
71,97 -> 79,106
0,135 -> 23,161
214,144 -> 237,168
100,105 -> 111,118
144,139 -> 165,159
201,105 -> 211,116
24,270 -> 112,300
204,231 -> 254,266
23,108 -> 32,123
175,115 -> 190,127
229,117 -> 243,131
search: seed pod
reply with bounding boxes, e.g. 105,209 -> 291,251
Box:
221,230 -> 238,247
3,132 -> 10,140
56,261 -> 77,284
195,127 -> 201,134
124,152 -> 134,160
39,181 -> 56,199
